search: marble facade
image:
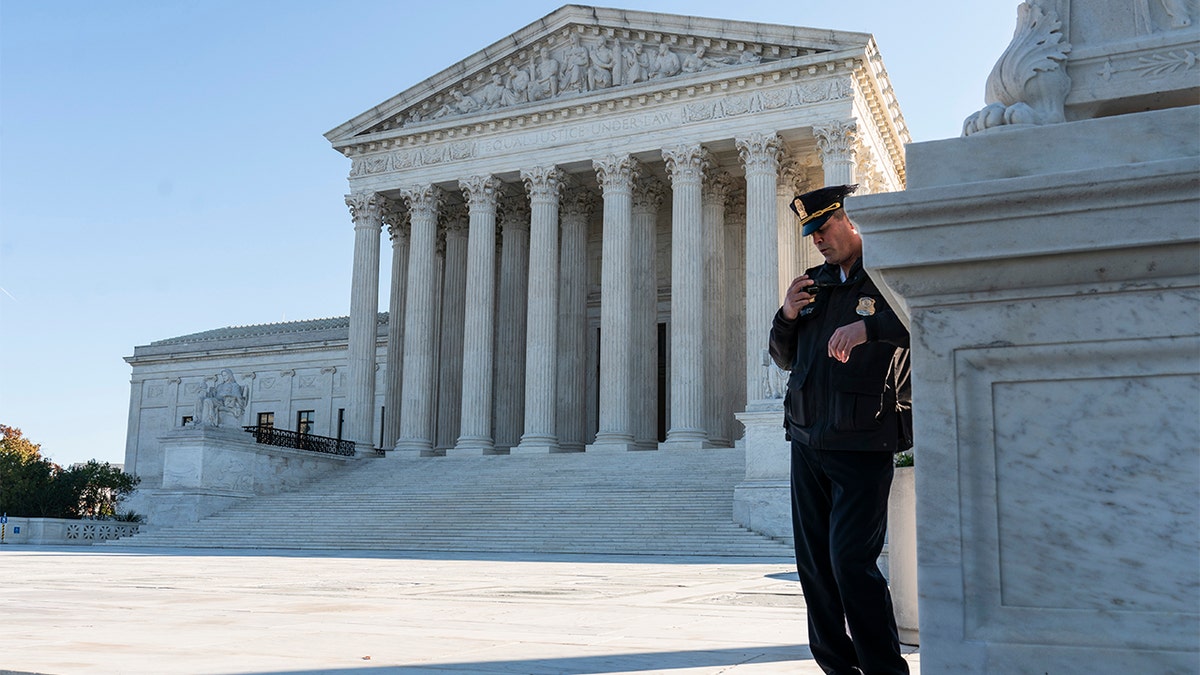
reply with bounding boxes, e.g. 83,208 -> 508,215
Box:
850,0 -> 1199,671
123,6 -> 908,536
325,7 -> 907,510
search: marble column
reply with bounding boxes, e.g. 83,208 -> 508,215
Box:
736,133 -> 783,404
436,205 -> 469,450
702,171 -> 734,447
724,187 -> 748,439
493,193 -> 531,452
344,192 -> 383,455
813,119 -> 858,189
661,143 -> 713,449
392,185 -> 442,457
514,166 -> 564,454
631,175 -> 665,449
776,158 -> 805,300
557,186 -> 595,452
452,175 -> 502,455
382,201 -> 410,450
589,154 -> 638,452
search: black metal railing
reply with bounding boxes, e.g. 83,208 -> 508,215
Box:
243,426 -> 357,456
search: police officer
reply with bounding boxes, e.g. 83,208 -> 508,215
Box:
769,184 -> 911,675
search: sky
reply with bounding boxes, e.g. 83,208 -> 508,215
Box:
0,0 -> 1019,467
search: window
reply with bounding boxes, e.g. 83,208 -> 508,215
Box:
297,410 -> 315,435
181,415 -> 193,427
337,408 -> 345,441
257,412 -> 275,430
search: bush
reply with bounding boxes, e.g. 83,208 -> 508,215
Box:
0,425 -> 140,519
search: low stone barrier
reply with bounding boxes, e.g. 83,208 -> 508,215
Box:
1,517 -> 141,546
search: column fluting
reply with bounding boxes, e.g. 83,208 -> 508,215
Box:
514,166 -> 564,453
393,185 -> 442,456
345,192 -> 383,454
703,171 -> 734,447
492,193 -> 531,451
589,154 -> 638,451
736,133 -> 784,404
631,175 -> 665,449
453,175 -> 502,454
382,201 -> 410,450
556,186 -> 596,452
661,143 -> 712,449
435,205 -> 469,450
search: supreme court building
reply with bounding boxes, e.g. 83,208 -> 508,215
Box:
326,5 -> 907,457
124,5 -> 907,520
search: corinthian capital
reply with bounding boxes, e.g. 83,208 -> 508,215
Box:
460,175 -> 503,211
561,186 -> 597,220
398,184 -> 443,221
592,154 -> 639,196
520,166 -> 566,202
812,120 -> 858,162
632,175 -> 666,215
498,191 -> 531,232
661,143 -> 713,185
735,132 -> 784,174
703,171 -> 736,205
345,192 -> 383,229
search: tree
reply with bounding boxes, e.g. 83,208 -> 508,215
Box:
0,425 -> 139,519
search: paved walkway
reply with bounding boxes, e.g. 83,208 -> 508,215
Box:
0,546 -> 918,675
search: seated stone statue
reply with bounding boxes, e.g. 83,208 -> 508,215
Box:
194,369 -> 247,428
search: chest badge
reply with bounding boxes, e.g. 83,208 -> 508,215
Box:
856,297 -> 876,316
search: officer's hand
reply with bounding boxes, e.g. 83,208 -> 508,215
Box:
827,320 -> 867,363
781,275 -> 819,320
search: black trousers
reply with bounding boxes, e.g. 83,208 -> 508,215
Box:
790,441 -> 908,675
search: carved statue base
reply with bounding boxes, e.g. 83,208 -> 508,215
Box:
733,399 -> 792,542
130,425 -> 355,528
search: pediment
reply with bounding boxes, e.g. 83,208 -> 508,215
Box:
325,4 -> 873,148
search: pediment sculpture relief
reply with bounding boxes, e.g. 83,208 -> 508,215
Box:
400,30 -> 774,129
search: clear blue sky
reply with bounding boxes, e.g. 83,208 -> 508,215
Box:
0,0 -> 1017,467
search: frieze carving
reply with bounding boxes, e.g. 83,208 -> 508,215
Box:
260,377 -> 276,390
350,80 -> 850,179
300,376 -> 318,389
388,28 -> 785,131
146,384 -> 164,399
962,1 -> 1071,136
1098,49 -> 1199,81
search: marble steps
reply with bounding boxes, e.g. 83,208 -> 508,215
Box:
116,448 -> 792,556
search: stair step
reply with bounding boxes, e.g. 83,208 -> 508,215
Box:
117,448 -> 792,556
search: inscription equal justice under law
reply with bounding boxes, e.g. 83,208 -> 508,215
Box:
349,78 -> 850,177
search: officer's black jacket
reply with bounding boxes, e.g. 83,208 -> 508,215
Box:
768,258 -> 912,452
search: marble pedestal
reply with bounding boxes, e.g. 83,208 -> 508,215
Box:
136,426 -> 352,527
732,399 -> 792,542
850,106 -> 1200,673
